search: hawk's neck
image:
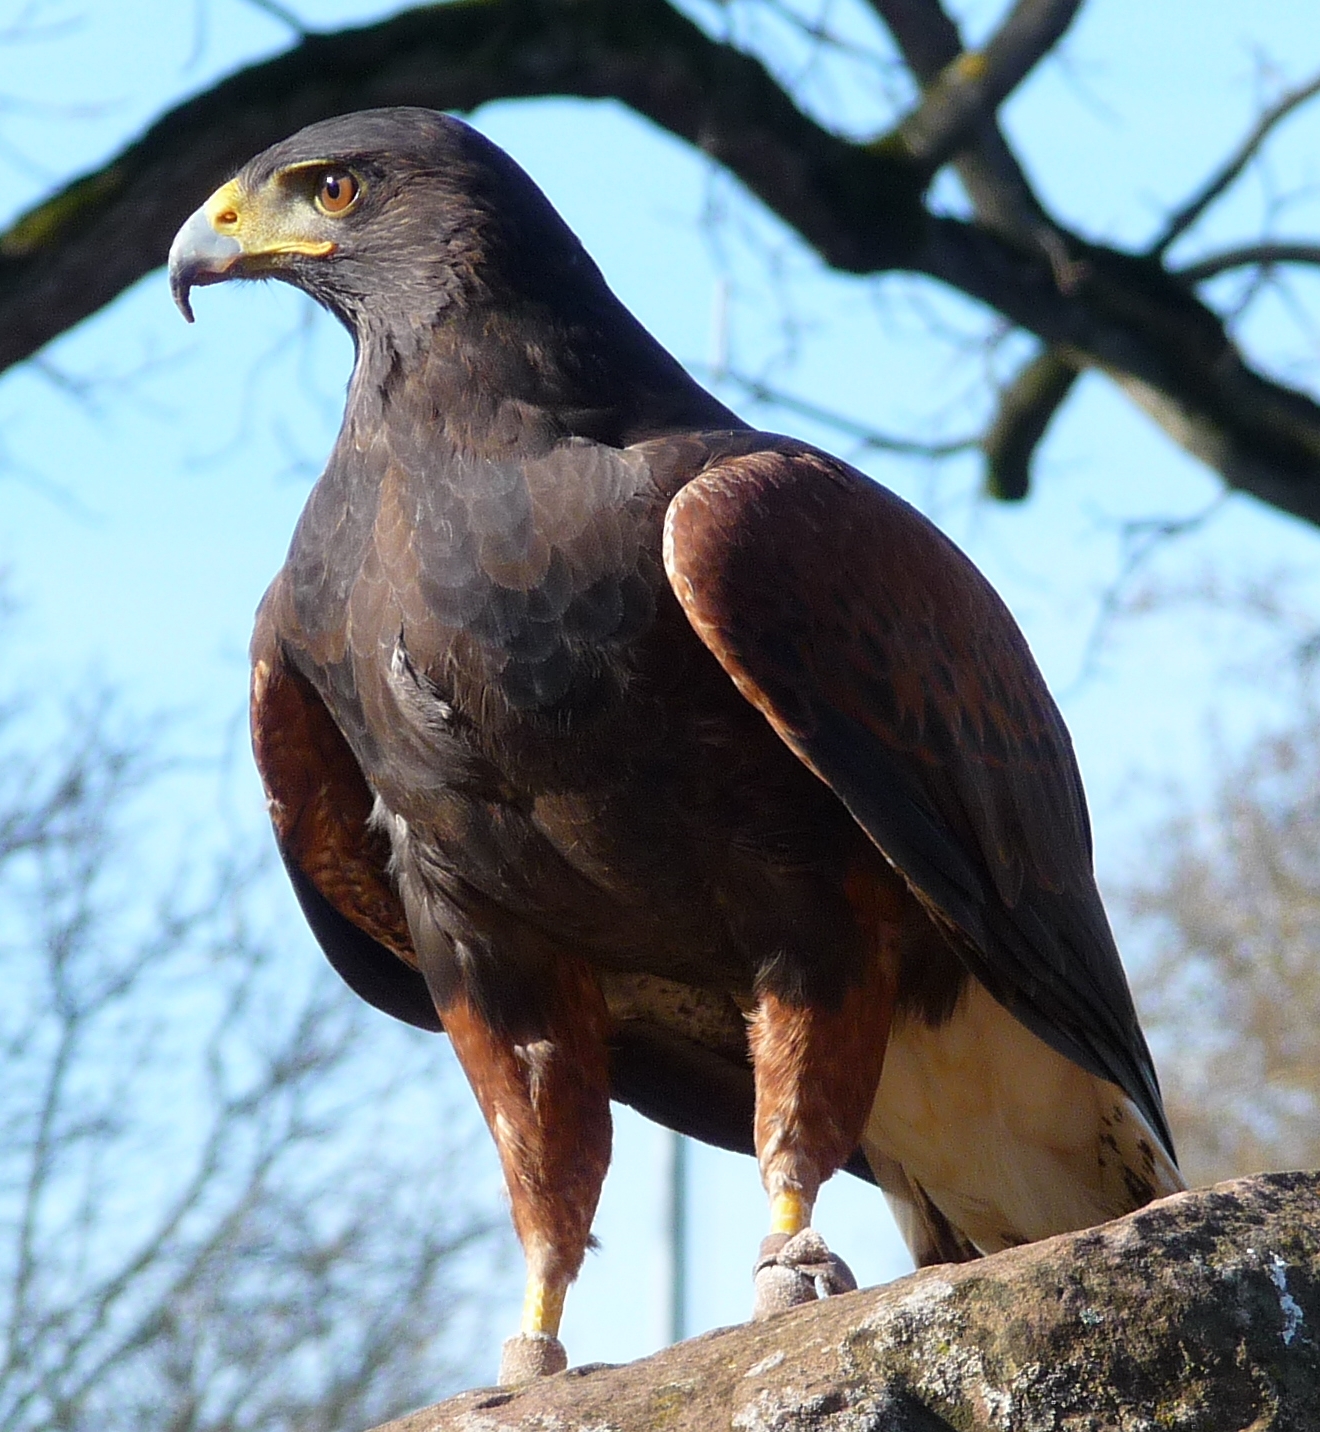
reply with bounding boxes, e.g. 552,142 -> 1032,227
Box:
345,287 -> 743,459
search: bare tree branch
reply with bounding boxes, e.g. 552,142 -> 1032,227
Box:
890,0 -> 1082,174
704,366 -> 976,456
0,0 -> 921,375
1,0 -> 1319,528
868,0 -> 1053,243
3,995 -> 80,1392
1122,700 -> 1320,1184
1062,498 -> 1227,693
866,0 -> 961,80
1177,242 -> 1320,285
981,347 -> 1078,499
917,218 -> 1320,524
868,0 -> 1088,497
237,0 -> 307,37
0,686 -> 504,1432
1151,69 -> 1320,257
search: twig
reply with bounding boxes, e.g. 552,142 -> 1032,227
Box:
756,0 -> 900,77
1064,497 -> 1228,694
1176,242 -> 1320,286
869,0 -> 1068,262
237,0 -> 308,35
1151,69 -> 1320,256
981,347 -> 1079,500
702,364 -> 976,457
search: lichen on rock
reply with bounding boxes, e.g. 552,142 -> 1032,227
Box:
370,1172 -> 1320,1432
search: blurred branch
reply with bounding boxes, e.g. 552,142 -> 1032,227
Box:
869,0 -> 1053,242
706,366 -> 976,456
1064,498 -> 1227,692
1177,242 -> 1320,285
239,0 -> 308,36
919,218 -> 1320,524
755,0 -> 899,74
1151,69 -> 1320,257
1,0 -> 1320,528
890,0 -> 1082,175
981,347 -> 1079,499
1122,697 -> 1320,1184
3,990 -> 79,1397
0,0 -> 922,375
0,686 -> 503,1431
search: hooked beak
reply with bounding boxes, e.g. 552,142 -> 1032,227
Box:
168,203 -> 242,323
167,175 -> 336,322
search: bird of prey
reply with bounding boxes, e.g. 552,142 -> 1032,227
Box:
168,108 -> 1182,1384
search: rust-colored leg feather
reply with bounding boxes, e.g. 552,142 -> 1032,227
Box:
438,957 -> 613,1383
749,869 -> 898,1315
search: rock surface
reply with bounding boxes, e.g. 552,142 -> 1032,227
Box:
372,1172 -> 1320,1431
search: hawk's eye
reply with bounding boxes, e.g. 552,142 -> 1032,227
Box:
315,169 -> 360,216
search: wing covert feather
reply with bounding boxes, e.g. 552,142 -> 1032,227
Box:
663,443 -> 1172,1155
251,587 -> 440,1032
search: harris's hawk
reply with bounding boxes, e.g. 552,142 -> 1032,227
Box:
168,108 -> 1182,1384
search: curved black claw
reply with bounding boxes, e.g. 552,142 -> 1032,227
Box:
752,1228 -> 858,1319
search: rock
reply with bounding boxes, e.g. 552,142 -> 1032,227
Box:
370,1171 -> 1320,1431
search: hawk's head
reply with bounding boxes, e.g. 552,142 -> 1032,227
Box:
168,108 -> 604,336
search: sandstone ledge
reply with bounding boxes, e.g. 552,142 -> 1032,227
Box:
375,1171 -> 1320,1431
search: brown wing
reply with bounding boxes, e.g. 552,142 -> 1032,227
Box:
663,439 -> 1174,1156
250,581 -> 440,1032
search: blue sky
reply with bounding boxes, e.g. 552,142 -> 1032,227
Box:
3,0 -> 1319,1380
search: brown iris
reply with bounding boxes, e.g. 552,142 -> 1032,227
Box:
316,169 -> 360,216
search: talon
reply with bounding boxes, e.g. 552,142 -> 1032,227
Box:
752,1226 -> 857,1319
780,1227 -> 858,1296
499,1332 -> 568,1384
754,1258 -> 817,1318
754,1231 -> 792,1272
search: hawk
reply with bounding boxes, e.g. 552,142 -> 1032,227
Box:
168,108 -> 1182,1384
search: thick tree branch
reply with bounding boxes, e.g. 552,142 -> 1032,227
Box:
890,0 -> 1082,174
870,0 -> 1081,497
4,0 -> 1320,529
1178,242 -> 1320,285
0,0 -> 921,373
870,0 -> 1053,243
369,1174 -> 1320,1432
1151,69 -> 1320,257
867,0 -> 962,79
919,218 -> 1320,522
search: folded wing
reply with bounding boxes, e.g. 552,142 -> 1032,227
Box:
663,441 -> 1174,1158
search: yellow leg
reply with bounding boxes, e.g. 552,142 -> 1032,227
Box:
769,1188 -> 811,1237
520,1274 -> 567,1338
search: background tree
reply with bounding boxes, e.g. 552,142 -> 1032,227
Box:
1120,626 -> 1320,1186
0,670 -> 506,1432
4,0 -> 1320,524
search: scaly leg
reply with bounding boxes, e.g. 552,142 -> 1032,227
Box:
438,956 -> 613,1382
